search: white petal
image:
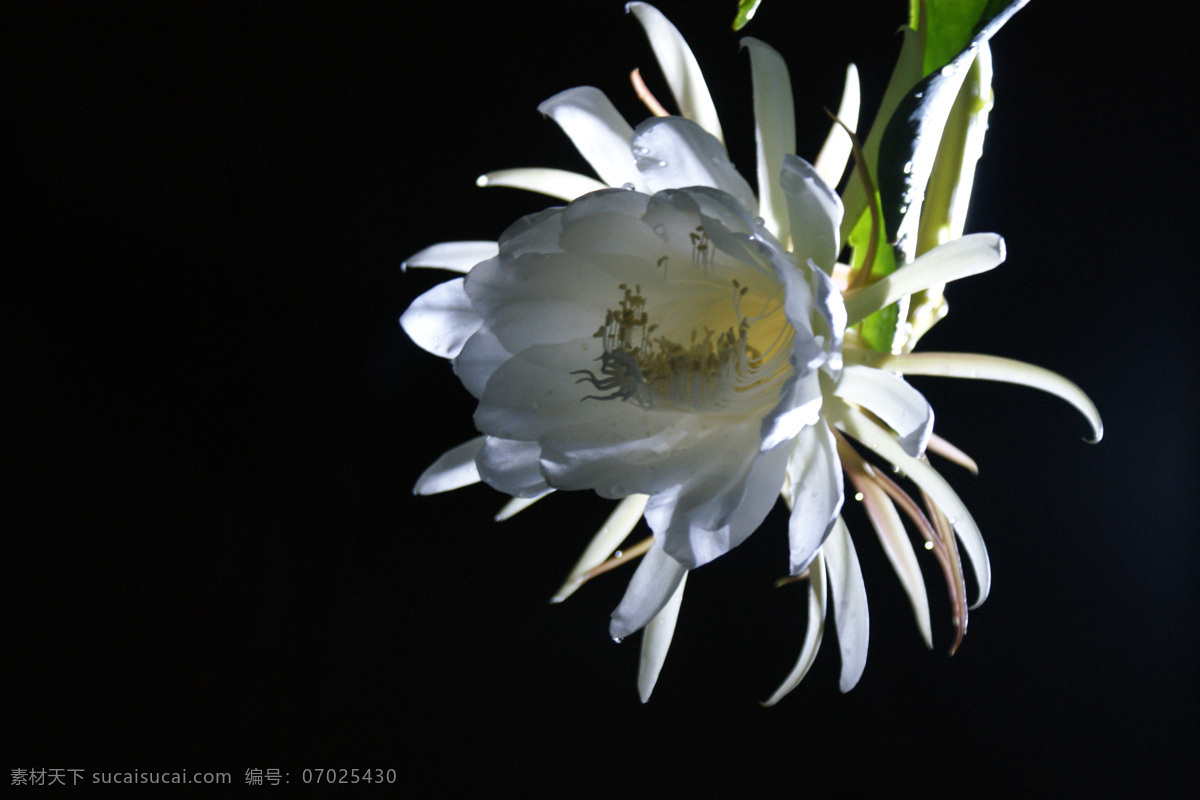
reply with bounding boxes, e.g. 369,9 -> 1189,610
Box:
644,435 -> 791,568
806,257 -> 847,375
763,550 -> 827,706
828,400 -> 991,608
402,241 -> 497,273
494,494 -> 547,522
823,517 -> 869,692
844,233 -> 1006,325
845,349 -> 1104,443
477,168 -> 608,202
741,37 -> 795,240
413,436 -> 485,495
786,421 -> 843,574
452,326 -> 511,399
476,437 -> 552,499
814,64 -> 860,189
538,87 -> 645,190
626,2 -> 724,144
834,364 -> 934,457
780,155 -> 843,275
637,569 -> 688,702
610,542 -> 688,639
400,278 -> 482,359
631,117 -> 757,212
552,494 -> 648,603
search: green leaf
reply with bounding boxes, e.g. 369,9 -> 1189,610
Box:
876,0 -> 1025,265
732,0 -> 762,31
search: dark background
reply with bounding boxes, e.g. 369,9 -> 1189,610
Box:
10,0 -> 1196,793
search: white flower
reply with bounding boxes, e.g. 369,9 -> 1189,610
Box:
400,3 -> 1102,703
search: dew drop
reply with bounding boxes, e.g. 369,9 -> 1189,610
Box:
621,182 -> 636,191
914,91 -> 924,99
653,224 -> 665,235
657,160 -> 668,168
612,637 -> 624,644
613,550 -> 623,559
854,492 -> 864,502
903,160 -> 913,175
924,540 -> 935,550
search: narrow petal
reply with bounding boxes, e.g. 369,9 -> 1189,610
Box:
494,493 -> 548,521
413,436 -> 485,495
842,448 -> 933,648
843,233 -> 1006,325
610,542 -> 688,639
763,550 -> 827,706
741,37 -> 795,240
538,87 -> 644,190
823,517 -> 869,692
626,2 -> 724,144
834,364 -> 934,456
828,399 -> 991,607
552,494 -> 649,603
786,421 -> 843,575
813,64 -> 860,189
780,155 -> 842,274
477,168 -> 608,202
637,570 -> 688,702
400,278 -> 482,359
402,241 -> 498,273
845,349 -> 1104,443
631,117 -> 757,212
928,432 -> 979,474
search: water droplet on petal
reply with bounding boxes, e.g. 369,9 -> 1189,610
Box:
613,550 -> 623,559
657,160 -> 668,168
612,637 -> 624,644
653,224 -> 665,235
924,541 -> 934,550
903,160 -> 913,175
621,182 -> 636,191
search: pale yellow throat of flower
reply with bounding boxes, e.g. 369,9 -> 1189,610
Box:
571,276 -> 793,414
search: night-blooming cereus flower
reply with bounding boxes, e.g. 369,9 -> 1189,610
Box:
400,3 -> 1103,704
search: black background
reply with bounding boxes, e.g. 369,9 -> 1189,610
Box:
10,0 -> 1197,794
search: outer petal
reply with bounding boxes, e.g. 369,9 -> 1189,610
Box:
413,436 -> 485,495
626,2 -> 724,144
828,400 -> 991,608
742,37 -> 795,241
763,549 -> 827,706
552,494 -> 649,603
402,241 -> 498,273
845,349 -> 1104,443
823,516 -> 869,692
538,87 -> 645,191
813,64 -> 860,189
400,278 -> 483,359
637,569 -> 688,702
780,155 -> 843,275
844,233 -> 1006,325
834,364 -> 934,457
786,421 -> 843,574
477,168 -> 608,202
610,542 -> 688,639
631,117 -> 757,212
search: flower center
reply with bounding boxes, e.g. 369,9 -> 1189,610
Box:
572,280 -> 792,413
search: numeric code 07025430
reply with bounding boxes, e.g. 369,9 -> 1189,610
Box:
300,769 -> 397,784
